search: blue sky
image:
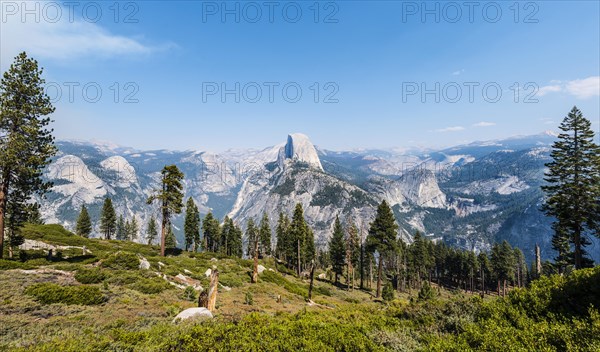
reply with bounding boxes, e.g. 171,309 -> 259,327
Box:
1,0 -> 599,151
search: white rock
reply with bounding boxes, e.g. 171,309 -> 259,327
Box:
204,268 -> 212,277
184,269 -> 193,275
210,258 -> 218,262
277,133 -> 323,171
268,268 -> 275,272
219,283 -> 231,291
139,258 -> 150,270
257,265 -> 266,274
172,307 -> 213,322
318,273 -> 326,279
169,281 -> 186,290
158,262 -> 166,267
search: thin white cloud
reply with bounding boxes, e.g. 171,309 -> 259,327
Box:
537,77 -> 599,99
452,69 -> 465,76
537,85 -> 562,97
565,77 -> 600,99
473,122 -> 496,127
0,4 -> 173,68
435,126 -> 465,133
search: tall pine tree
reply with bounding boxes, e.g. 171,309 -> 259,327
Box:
184,197 -> 200,251
0,52 -> 57,258
202,212 -> 220,252
146,216 -> 158,246
116,215 -> 126,240
245,218 -> 259,258
542,106 -> 600,269
147,165 -> 184,256
76,205 -> 92,238
366,200 -> 398,298
258,213 -> 272,257
100,198 -> 116,240
329,216 -> 346,284
275,212 -> 290,261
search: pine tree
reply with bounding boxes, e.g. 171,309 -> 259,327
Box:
0,52 -> 57,258
146,216 -> 158,245
289,203 -> 310,275
165,225 -> 177,249
304,227 -> 316,269
366,200 -> 399,298
184,197 -> 200,251
542,106 -> 600,269
26,203 -> 44,225
258,212 -> 272,257
127,217 -> 138,241
116,215 -> 126,240
100,198 -> 117,240
275,212 -> 290,261
245,218 -> 258,258
329,216 -> 346,284
147,165 -> 184,256
345,222 -> 360,289
491,241 -> 516,296
231,223 -> 243,258
75,205 -> 92,238
202,212 -> 220,252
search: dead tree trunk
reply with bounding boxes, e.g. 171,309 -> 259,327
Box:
535,243 -> 542,277
376,255 -> 383,298
297,239 -> 301,277
251,238 -> 259,283
308,260 -> 315,301
207,269 -> 219,311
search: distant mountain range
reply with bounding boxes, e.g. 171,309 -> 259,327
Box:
37,131 -> 599,263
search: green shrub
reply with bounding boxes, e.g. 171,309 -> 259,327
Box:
75,267 -> 107,284
219,272 -> 244,288
314,285 -> 332,297
106,270 -> 143,286
0,259 -> 26,270
182,286 -> 197,301
418,282 -> 435,301
102,252 -> 139,270
132,278 -> 172,294
24,283 -> 106,305
245,291 -> 254,305
382,281 -> 395,302
261,271 -> 307,298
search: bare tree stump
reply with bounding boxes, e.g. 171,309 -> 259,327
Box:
198,291 -> 208,308
207,269 -> 219,312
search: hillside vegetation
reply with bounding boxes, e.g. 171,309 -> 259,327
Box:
0,225 -> 598,351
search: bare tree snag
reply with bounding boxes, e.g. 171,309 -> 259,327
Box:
535,243 -> 542,277
251,237 -> 259,283
307,260 -> 315,301
207,269 -> 219,311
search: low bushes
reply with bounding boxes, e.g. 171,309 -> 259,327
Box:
24,283 -> 106,305
102,252 -> 139,271
75,267 -> 107,284
131,277 -> 172,294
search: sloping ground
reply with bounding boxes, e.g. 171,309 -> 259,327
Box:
1,225 -> 599,351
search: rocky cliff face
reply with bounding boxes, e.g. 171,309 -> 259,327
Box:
277,133 -> 323,171
35,133 -> 576,262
